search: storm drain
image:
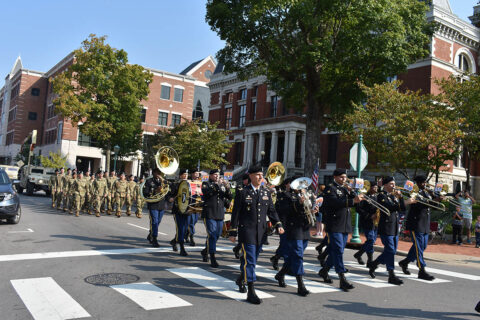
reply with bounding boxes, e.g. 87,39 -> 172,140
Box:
84,273 -> 140,286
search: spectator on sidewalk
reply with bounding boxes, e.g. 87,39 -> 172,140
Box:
451,207 -> 463,245
475,215 -> 480,248
314,184 -> 325,238
456,189 -> 475,244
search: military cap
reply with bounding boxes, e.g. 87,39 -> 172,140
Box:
209,168 -> 219,174
383,176 -> 394,185
333,168 -> 347,176
369,180 -> 377,187
54,169 -> 59,173
248,163 -> 262,174
414,175 -> 427,184
67,168 -> 72,172
119,172 -> 126,177
242,173 -> 249,180
179,168 -> 188,175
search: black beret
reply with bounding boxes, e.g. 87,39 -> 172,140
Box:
97,170 -> 104,174
209,169 -> 219,174
152,168 -> 161,174
383,176 -> 394,184
248,163 -> 262,174
284,177 -> 294,185
242,173 -> 249,180
179,168 -> 188,175
414,175 -> 427,183
119,172 -> 125,176
67,168 -> 72,171
191,168 -> 200,173
369,180 -> 377,187
54,169 -> 59,172
333,168 -> 347,176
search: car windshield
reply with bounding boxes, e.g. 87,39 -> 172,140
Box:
31,169 -> 44,174
0,172 -> 10,184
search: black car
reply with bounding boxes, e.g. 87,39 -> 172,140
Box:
0,168 -> 21,224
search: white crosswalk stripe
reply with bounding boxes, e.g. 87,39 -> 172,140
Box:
398,263 -> 480,281
111,282 -> 192,310
167,266 -> 274,301
227,264 -> 341,293
10,277 -> 91,320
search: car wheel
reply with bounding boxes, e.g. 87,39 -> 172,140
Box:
26,182 -> 34,196
7,206 -> 21,224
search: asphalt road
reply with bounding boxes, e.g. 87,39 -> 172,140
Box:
0,193 -> 478,320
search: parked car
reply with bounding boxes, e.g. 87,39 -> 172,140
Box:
0,165 -> 20,180
0,168 -> 21,224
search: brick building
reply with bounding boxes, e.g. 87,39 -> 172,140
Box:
0,54 -> 215,175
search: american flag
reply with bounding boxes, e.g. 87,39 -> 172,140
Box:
311,161 -> 319,194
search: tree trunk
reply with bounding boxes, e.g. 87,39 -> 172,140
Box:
304,95 -> 324,177
105,147 -> 111,173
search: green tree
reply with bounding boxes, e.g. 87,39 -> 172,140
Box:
52,34 -> 153,172
340,81 -> 464,181
145,120 -> 232,172
39,151 -> 68,169
206,0 -> 432,175
438,74 -> 480,188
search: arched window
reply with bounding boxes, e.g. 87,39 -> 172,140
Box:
457,53 -> 470,72
192,101 -> 204,120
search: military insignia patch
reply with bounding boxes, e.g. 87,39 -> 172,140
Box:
262,196 -> 268,200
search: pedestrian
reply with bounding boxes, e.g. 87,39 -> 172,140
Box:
451,207 -> 464,245
456,189 -> 475,244
475,215 -> 480,248
313,184 -> 325,238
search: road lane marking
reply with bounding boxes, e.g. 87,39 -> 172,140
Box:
127,223 -> 167,235
111,282 -> 191,310
227,264 -> 341,293
398,263 -> 480,281
11,277 -> 90,320
8,228 -> 34,233
168,267 -> 274,301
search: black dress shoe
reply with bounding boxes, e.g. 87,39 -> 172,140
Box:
152,237 -> 160,248
388,270 -> 403,285
210,254 -> 219,268
270,255 -> 279,270
201,248 -> 208,262
318,267 -> 333,284
179,243 -> 188,256
189,235 -> 195,247
233,245 -> 240,259
274,272 -> 286,287
146,233 -> 153,244
339,273 -> 354,291
353,250 -> 365,265
418,268 -> 435,281
367,260 -> 379,279
296,276 -> 310,297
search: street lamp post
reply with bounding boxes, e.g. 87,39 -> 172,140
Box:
221,153 -> 226,174
260,150 -> 265,172
136,152 -> 142,178
113,145 -> 120,172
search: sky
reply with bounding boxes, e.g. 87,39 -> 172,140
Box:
0,1 -> 477,84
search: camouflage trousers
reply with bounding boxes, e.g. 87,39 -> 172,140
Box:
55,191 -> 63,208
94,195 -> 107,214
114,194 -> 126,215
74,192 -> 86,213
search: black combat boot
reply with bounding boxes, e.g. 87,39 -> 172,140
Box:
146,232 -> 153,244
475,301 -> 480,313
210,253 -> 219,268
339,273 -> 355,291
201,248 -> 208,262
189,234 -> 195,247
236,274 -> 246,293
353,248 -> 365,265
179,243 -> 188,256
318,250 -> 328,267
232,244 -> 241,259
318,266 -> 333,284
274,265 -> 288,287
296,275 -> 310,296
315,243 -> 323,255
170,238 -> 178,252
366,252 -> 374,266
388,270 -> 403,285
246,282 -> 262,304
270,254 -> 280,270
418,267 -> 435,281
398,258 -> 411,275
151,237 -> 160,248
367,259 -> 379,279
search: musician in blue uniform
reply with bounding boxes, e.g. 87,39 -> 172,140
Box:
232,173 -> 250,259
143,168 -> 167,248
274,178 -> 316,296
318,168 -> 363,291
201,169 -> 232,267
169,169 -> 189,256
368,176 -> 415,285
185,168 -> 201,246
229,164 -> 284,304
353,181 -> 379,266
398,175 -> 437,280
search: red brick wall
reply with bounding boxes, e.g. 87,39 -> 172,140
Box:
189,58 -> 215,83
398,66 -> 432,94
434,37 -> 452,63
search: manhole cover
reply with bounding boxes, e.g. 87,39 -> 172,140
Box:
84,273 -> 140,286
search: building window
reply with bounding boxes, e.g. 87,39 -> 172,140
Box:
45,129 -> 57,145
140,108 -> 147,123
78,130 -> 97,147
327,134 -> 338,163
171,114 -> 181,126
158,111 -> 168,126
174,88 -> 184,102
282,100 -> 289,115
31,88 -> 40,96
239,104 -> 246,128
28,112 -> 37,120
6,132 -> 14,145
10,85 -> 19,100
192,101 -> 204,120
457,54 -> 470,72
161,85 -> 170,100
225,92 -> 233,103
271,96 -> 278,117
235,142 -> 242,165
251,102 -> 257,120
47,104 -> 56,119
252,86 -> 258,97
239,88 -> 247,100
8,107 -> 16,123
225,107 -> 232,129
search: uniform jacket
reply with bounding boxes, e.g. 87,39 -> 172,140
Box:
276,190 -> 310,240
377,191 -> 405,236
55,174 -> 64,191
143,176 -> 166,210
406,188 -> 432,234
113,180 -> 128,197
126,181 -> 137,197
322,182 -> 356,233
72,178 -> 87,195
230,184 -> 282,245
93,178 -> 108,197
201,180 -> 232,220
355,194 -> 379,231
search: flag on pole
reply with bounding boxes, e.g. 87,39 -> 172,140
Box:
311,159 -> 319,194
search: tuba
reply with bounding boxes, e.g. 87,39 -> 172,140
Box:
291,177 -> 316,227
266,162 -> 285,204
140,146 -> 179,203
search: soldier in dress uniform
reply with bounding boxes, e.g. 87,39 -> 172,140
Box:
274,177 -> 315,296
55,168 -> 65,209
134,176 -> 145,218
368,176 -> 415,285
229,164 -> 284,304
125,174 -> 137,216
62,168 -> 72,212
49,169 -> 59,207
318,168 -> 363,291
201,168 -> 232,268
398,175 -> 437,281
143,168 -> 167,247
72,171 -> 87,217
169,169 -> 189,256
353,181 -> 379,266
185,168 -> 201,246
232,173 -> 250,259
113,172 -> 128,217
93,171 -> 108,217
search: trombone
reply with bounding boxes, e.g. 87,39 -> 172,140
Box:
394,183 -> 446,211
431,183 -> 461,207
359,180 -> 390,217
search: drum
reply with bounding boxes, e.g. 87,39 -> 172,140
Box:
176,180 -> 203,214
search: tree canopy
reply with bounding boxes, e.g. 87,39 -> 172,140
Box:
206,0 -> 432,175
40,151 -> 68,169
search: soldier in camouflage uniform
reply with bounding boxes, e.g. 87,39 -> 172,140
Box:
68,171 -> 77,214
135,176 -> 145,218
71,171 -> 87,216
49,169 -> 59,208
83,171 -> 92,214
113,172 -> 128,217
87,172 -> 96,214
125,175 -> 137,216
93,171 -> 108,217
62,169 -> 72,212
55,168 -> 65,209
107,170 -> 117,214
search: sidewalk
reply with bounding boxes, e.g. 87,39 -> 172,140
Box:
310,232 -> 480,267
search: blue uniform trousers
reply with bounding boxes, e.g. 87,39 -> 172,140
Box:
361,228 -> 378,254
149,209 -> 165,238
174,213 -> 189,244
240,243 -> 263,283
276,234 -> 288,259
187,213 -> 199,236
284,239 -> 308,276
204,218 -> 223,254
325,232 -> 348,273
377,234 -> 398,271
406,231 -> 428,268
